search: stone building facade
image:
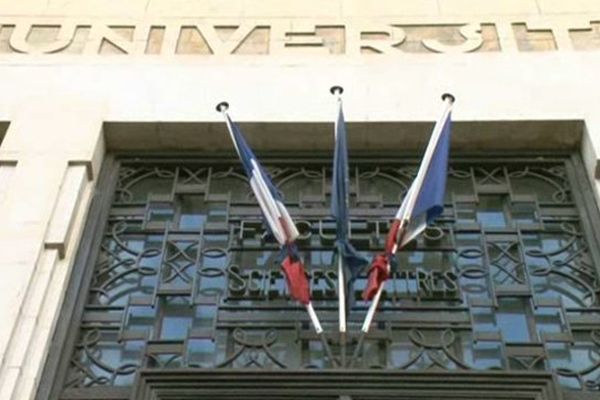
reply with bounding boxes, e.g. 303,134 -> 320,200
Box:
0,1 -> 600,399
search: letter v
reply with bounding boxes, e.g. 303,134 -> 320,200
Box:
196,23 -> 256,55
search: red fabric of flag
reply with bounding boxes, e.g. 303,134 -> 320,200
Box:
281,256 -> 310,305
362,219 -> 401,300
362,253 -> 390,300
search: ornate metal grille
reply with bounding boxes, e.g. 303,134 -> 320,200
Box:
54,155 -> 600,399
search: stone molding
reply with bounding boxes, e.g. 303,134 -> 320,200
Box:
131,369 -> 563,400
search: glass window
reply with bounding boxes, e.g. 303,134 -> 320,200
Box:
43,155 -> 600,399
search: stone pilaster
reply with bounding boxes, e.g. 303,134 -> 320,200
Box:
0,98 -> 104,400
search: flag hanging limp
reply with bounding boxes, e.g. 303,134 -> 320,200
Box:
221,108 -> 310,305
363,94 -> 454,301
331,93 -> 369,311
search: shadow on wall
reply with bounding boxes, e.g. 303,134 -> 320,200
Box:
103,120 -> 584,154
0,122 -> 8,147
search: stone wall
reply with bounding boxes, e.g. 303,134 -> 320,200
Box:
1,0 -> 599,17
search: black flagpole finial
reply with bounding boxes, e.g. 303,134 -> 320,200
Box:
441,93 -> 455,103
330,86 -> 344,96
216,101 -> 229,113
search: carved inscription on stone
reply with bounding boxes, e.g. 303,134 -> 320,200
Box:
1,18 -> 599,56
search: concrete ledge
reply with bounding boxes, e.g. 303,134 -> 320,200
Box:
104,120 -> 583,153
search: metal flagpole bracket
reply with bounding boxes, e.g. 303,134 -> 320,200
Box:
441,93 -> 455,103
330,86 -> 344,96
216,101 -> 230,113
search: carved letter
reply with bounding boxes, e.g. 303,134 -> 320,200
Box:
158,23 -> 182,55
346,24 -> 406,55
526,19 -> 590,51
495,22 -> 519,53
84,24 -> 150,55
417,269 -> 433,297
295,220 -> 312,241
197,23 -> 258,55
10,23 -> 77,54
248,269 -> 264,295
227,265 -> 247,296
422,23 -> 484,54
270,22 -> 330,55
443,271 -> 459,295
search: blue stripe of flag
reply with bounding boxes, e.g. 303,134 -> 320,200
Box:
410,113 -> 452,224
227,114 -> 283,202
331,105 -> 369,280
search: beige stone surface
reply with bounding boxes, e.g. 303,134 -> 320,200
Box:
44,165 -> 88,258
13,179 -> 94,400
0,269 -> 34,362
0,102 -> 103,399
14,184 -> 94,400
0,0 -> 46,15
0,156 -> 63,392
584,117 -> 600,179
341,0 -> 438,17
4,311 -> 36,376
571,21 -> 600,50
242,0 -> 342,18
581,122 -> 599,207
45,0 -> 149,17
0,165 -> 16,217
538,0 -> 600,14
3,0 -> 600,19
147,0 -> 245,18
513,23 -> 557,51
438,0 -> 539,16
0,367 -> 20,399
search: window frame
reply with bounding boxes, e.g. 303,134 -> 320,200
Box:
37,152 -> 600,400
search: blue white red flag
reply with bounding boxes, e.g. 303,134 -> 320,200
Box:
363,95 -> 454,300
331,99 -> 369,310
224,114 -> 310,304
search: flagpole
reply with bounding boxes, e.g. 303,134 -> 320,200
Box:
305,301 -> 336,366
330,85 -> 348,367
349,226 -> 402,367
217,101 -> 337,367
337,254 -> 346,367
349,93 -> 455,367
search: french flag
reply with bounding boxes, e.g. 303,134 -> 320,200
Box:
363,94 -> 454,301
331,91 -> 369,318
223,112 -> 310,305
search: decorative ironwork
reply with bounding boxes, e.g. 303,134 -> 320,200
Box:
59,156 -> 600,398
